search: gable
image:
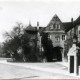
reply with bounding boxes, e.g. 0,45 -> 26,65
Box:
45,14 -> 64,31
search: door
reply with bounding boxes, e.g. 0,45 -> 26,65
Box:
70,56 -> 74,73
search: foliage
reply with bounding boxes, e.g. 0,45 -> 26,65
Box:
64,37 -> 73,60
41,33 -> 54,62
2,23 -> 39,62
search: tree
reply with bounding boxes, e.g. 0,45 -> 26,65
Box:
2,22 -> 40,62
41,33 -> 54,62
2,23 -> 29,61
64,37 -> 73,60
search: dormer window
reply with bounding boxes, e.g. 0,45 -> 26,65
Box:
58,24 -> 60,29
56,24 -> 60,29
50,25 -> 53,29
55,24 -> 57,29
53,23 -> 60,29
53,24 -> 56,29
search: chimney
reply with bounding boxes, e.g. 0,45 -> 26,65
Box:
71,18 -> 73,22
29,20 -> 31,26
71,18 -> 76,35
37,22 -> 39,26
37,21 -> 39,30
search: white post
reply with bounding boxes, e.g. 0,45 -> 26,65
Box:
74,55 -> 78,75
62,48 -> 64,62
68,56 -> 70,73
68,44 -> 79,75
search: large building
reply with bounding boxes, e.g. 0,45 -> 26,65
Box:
26,14 -> 80,62
43,14 -> 66,61
44,14 -> 66,47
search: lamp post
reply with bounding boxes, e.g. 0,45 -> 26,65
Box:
68,33 -> 79,75
68,17 -> 79,75
73,33 -> 79,75
73,34 -> 77,44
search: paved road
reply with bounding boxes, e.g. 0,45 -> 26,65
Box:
0,62 -> 80,79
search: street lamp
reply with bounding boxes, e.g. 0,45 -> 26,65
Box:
73,34 -> 77,44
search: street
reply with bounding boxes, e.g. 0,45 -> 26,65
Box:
0,58 -> 80,79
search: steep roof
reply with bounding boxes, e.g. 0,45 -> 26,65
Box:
26,24 -> 37,31
63,16 -> 80,32
74,16 -> 80,25
25,15 -> 80,34
51,14 -> 62,22
25,24 -> 44,34
62,22 -> 73,32
46,14 -> 62,27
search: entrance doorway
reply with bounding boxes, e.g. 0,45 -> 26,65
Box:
70,56 -> 74,73
53,46 -> 63,61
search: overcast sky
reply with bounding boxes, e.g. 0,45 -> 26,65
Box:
0,0 -> 80,42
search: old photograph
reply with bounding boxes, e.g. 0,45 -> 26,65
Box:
0,0 -> 80,79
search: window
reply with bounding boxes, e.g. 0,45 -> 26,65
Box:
53,24 -> 56,29
79,31 -> 80,34
55,36 -> 60,42
53,24 -> 58,29
62,35 -> 65,40
50,25 -> 53,29
56,24 -> 60,29
55,24 -> 57,29
58,24 -> 60,29
53,24 -> 61,29
56,24 -> 58,29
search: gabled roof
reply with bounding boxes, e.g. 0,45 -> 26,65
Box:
46,14 -> 62,27
74,16 -> 80,25
43,14 -> 65,32
63,16 -> 80,32
51,14 -> 62,22
62,22 -> 73,32
25,15 -> 80,34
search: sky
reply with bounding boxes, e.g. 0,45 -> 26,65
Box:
0,0 -> 80,42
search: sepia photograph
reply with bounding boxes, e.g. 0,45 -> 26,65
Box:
0,0 -> 80,79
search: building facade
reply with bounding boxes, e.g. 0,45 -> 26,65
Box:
65,16 -> 80,43
26,14 -> 80,62
44,14 -> 66,48
42,14 -> 80,61
43,14 -> 66,61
